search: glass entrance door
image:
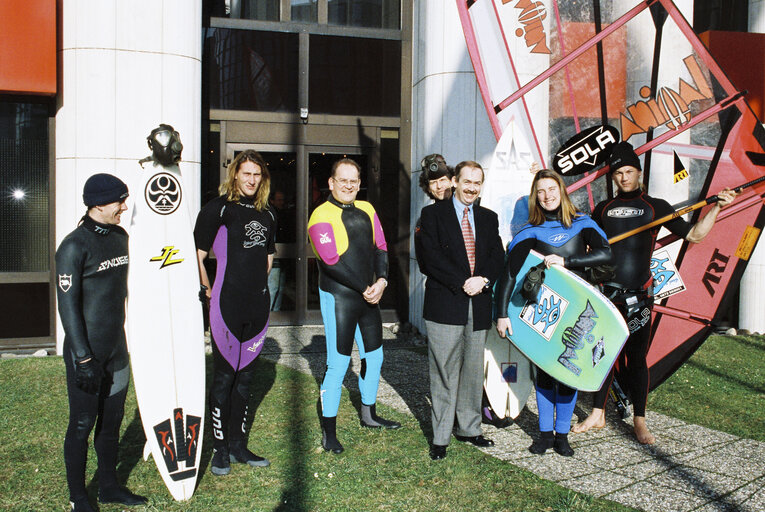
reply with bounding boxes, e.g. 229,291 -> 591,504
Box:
218,142 -> 396,325
306,150 -> 368,315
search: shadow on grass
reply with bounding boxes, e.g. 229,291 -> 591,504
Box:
116,407 -> 147,485
272,357 -> 310,512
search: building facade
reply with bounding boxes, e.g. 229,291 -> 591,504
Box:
0,0 -> 763,351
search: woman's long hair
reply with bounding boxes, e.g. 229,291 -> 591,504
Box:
527,169 -> 579,227
219,149 -> 271,210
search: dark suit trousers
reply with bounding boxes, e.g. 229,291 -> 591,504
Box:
425,301 -> 487,446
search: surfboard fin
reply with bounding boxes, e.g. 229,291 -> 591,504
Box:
143,441 -> 152,461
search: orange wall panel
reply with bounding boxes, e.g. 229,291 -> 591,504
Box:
700,31 -> 765,121
0,0 -> 57,95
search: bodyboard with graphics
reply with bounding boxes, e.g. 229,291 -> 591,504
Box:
457,0 -> 765,391
503,250 -> 629,391
126,161 -> 205,501
484,325 -> 534,419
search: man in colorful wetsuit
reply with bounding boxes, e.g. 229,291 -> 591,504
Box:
308,158 -> 401,454
195,150 -> 276,474
56,173 -> 147,512
573,142 -> 737,444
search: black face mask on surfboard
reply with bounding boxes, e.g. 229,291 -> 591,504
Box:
147,124 -> 183,166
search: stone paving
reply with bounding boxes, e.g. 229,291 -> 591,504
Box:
260,325 -> 765,512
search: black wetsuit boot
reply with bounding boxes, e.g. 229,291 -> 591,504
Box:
360,404 -> 401,429
529,431 -> 554,454
321,416 -> 344,454
554,432 -> 574,456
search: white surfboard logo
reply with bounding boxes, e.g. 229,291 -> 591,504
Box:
58,274 -> 72,293
145,173 -> 182,215
519,285 -> 569,341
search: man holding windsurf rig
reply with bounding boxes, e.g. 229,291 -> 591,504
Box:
573,141 -> 737,444
56,174 -> 148,512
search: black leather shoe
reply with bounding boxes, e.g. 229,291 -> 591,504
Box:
98,486 -> 148,506
454,434 -> 494,447
429,444 -> 447,460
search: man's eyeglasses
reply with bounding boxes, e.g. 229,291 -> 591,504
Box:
333,178 -> 360,187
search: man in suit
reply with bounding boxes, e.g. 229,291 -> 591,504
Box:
417,160 -> 504,460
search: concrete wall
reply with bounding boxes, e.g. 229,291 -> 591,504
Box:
408,0 -> 495,333
55,0 -> 202,352
740,0 -> 765,332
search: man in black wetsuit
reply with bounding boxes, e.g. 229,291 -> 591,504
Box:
307,158 -> 400,454
56,173 -> 147,512
195,149 -> 275,475
573,142 -> 737,444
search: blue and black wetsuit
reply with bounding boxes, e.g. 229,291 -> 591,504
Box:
307,196 -> 388,418
591,189 -> 691,416
56,215 -> 130,503
495,213 -> 611,435
194,195 -> 276,452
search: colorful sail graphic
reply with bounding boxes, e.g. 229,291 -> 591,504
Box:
459,0 -> 765,390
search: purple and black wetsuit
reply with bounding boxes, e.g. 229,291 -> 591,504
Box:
194,195 -> 276,452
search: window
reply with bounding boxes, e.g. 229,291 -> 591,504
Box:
291,0 -> 318,22
328,0 -> 400,29
0,101 -> 49,273
205,28 -> 299,112
309,35 -> 401,116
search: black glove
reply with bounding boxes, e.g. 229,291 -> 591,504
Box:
586,264 -> 617,284
75,357 -> 104,394
521,264 -> 545,303
199,285 -> 209,305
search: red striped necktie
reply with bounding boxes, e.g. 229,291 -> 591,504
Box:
461,207 -> 475,275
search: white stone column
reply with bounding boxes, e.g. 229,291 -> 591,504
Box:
750,0 -> 765,34
408,1 -> 495,332
739,1 -> 765,333
56,0 -> 202,352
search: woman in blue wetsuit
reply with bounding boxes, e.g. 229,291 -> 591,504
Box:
495,169 -> 612,456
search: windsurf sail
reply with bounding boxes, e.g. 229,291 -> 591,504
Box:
459,0 -> 765,390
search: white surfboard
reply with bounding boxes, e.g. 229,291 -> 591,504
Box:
481,119 -> 539,248
481,121 -> 539,420
484,326 -> 534,420
127,161 -> 205,501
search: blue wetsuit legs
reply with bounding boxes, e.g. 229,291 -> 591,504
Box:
319,289 -> 384,417
536,369 -> 577,434
359,345 -> 383,406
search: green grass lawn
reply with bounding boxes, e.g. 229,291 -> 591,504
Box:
0,355 -> 636,512
648,334 -> 765,442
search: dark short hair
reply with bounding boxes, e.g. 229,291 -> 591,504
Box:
454,161 -> 484,181
331,158 -> 361,178
418,154 -> 453,196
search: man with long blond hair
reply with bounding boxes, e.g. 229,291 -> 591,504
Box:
194,149 -> 276,475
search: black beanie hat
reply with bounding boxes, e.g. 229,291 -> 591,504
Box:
83,173 -> 129,207
608,141 -> 642,172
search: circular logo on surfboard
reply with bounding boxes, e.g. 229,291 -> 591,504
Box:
145,172 -> 182,215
